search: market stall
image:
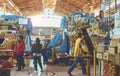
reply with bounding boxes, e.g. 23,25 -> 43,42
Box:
60,7 -> 115,75
0,15 -> 32,69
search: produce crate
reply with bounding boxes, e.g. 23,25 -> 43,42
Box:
103,53 -> 115,62
115,54 -> 120,65
117,43 -> 120,53
108,46 -> 117,54
111,38 -> 120,46
97,52 -> 103,59
97,46 -> 105,53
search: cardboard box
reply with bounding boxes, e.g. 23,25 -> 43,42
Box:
111,38 -> 120,46
108,46 -> 117,54
103,53 -> 115,62
115,54 -> 120,65
103,53 -> 109,60
97,52 -> 103,59
109,54 -> 115,62
117,43 -> 120,53
97,46 -> 105,52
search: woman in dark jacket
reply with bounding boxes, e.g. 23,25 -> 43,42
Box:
31,38 -> 43,71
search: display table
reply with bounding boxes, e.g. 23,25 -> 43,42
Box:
0,50 -> 13,59
0,64 -> 12,76
98,59 -> 120,76
56,53 -> 69,66
0,50 -> 13,52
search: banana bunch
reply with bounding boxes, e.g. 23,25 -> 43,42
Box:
68,32 -> 76,52
12,20 -> 18,25
0,34 -> 18,50
87,25 -> 104,34
104,32 -> 109,38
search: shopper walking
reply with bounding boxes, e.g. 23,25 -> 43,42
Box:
15,35 -> 25,71
67,32 -> 88,76
31,38 -> 43,71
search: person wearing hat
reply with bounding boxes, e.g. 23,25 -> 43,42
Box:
31,37 -> 43,71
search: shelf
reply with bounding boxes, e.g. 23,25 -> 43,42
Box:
0,30 -> 16,33
0,50 -> 13,52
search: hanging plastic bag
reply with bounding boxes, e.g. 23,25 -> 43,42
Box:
25,34 -> 31,52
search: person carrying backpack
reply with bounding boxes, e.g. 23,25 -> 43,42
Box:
31,38 -> 43,71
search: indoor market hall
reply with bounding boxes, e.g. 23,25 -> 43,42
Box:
0,0 -> 120,76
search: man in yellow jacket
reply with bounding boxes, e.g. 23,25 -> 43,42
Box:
67,32 -> 87,76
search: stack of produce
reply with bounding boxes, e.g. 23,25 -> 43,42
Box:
102,60 -> 118,76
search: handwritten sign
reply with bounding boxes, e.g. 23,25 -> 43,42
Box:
115,12 -> 120,28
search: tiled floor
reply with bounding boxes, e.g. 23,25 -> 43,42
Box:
10,61 -> 100,76
10,57 -> 100,76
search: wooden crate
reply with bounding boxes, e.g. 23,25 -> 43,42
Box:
97,52 -> 103,59
111,38 -> 120,46
115,54 -> 120,65
108,46 -> 117,54
97,46 -> 105,53
103,53 -> 115,62
117,43 -> 120,53
103,53 -> 109,60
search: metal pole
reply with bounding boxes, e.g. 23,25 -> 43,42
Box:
94,49 -> 96,76
87,58 -> 90,76
108,0 -> 111,27
114,0 -> 117,13
3,2 -> 6,15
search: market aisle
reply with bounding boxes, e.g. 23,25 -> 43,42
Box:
11,56 -> 100,76
11,62 -> 100,76
11,56 -> 45,76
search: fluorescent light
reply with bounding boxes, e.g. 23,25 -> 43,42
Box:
7,0 -> 14,7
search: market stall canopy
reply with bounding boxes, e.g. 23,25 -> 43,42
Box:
0,0 -> 102,16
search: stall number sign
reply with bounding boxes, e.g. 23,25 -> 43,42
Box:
19,18 -> 28,25
112,28 -> 120,38
113,28 -> 120,35
115,12 -> 120,28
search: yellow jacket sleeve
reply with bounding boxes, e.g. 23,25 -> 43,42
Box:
73,38 -> 82,57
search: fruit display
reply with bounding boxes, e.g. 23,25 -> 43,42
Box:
0,18 -> 18,50
0,32 -> 18,50
102,60 -> 120,76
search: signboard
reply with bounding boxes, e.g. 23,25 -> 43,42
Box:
112,28 -> 120,38
115,12 -> 120,28
18,18 -> 28,25
100,4 -> 106,10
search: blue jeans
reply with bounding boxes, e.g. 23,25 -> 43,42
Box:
68,56 -> 86,74
16,54 -> 25,70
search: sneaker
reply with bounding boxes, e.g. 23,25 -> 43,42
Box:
67,71 -> 72,76
83,72 -> 87,76
41,69 -> 43,72
34,71 -> 38,74
22,65 -> 25,69
83,72 -> 87,75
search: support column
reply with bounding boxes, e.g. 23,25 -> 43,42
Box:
87,58 -> 91,76
114,0 -> 117,13
3,2 -> 7,15
94,49 -> 96,76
